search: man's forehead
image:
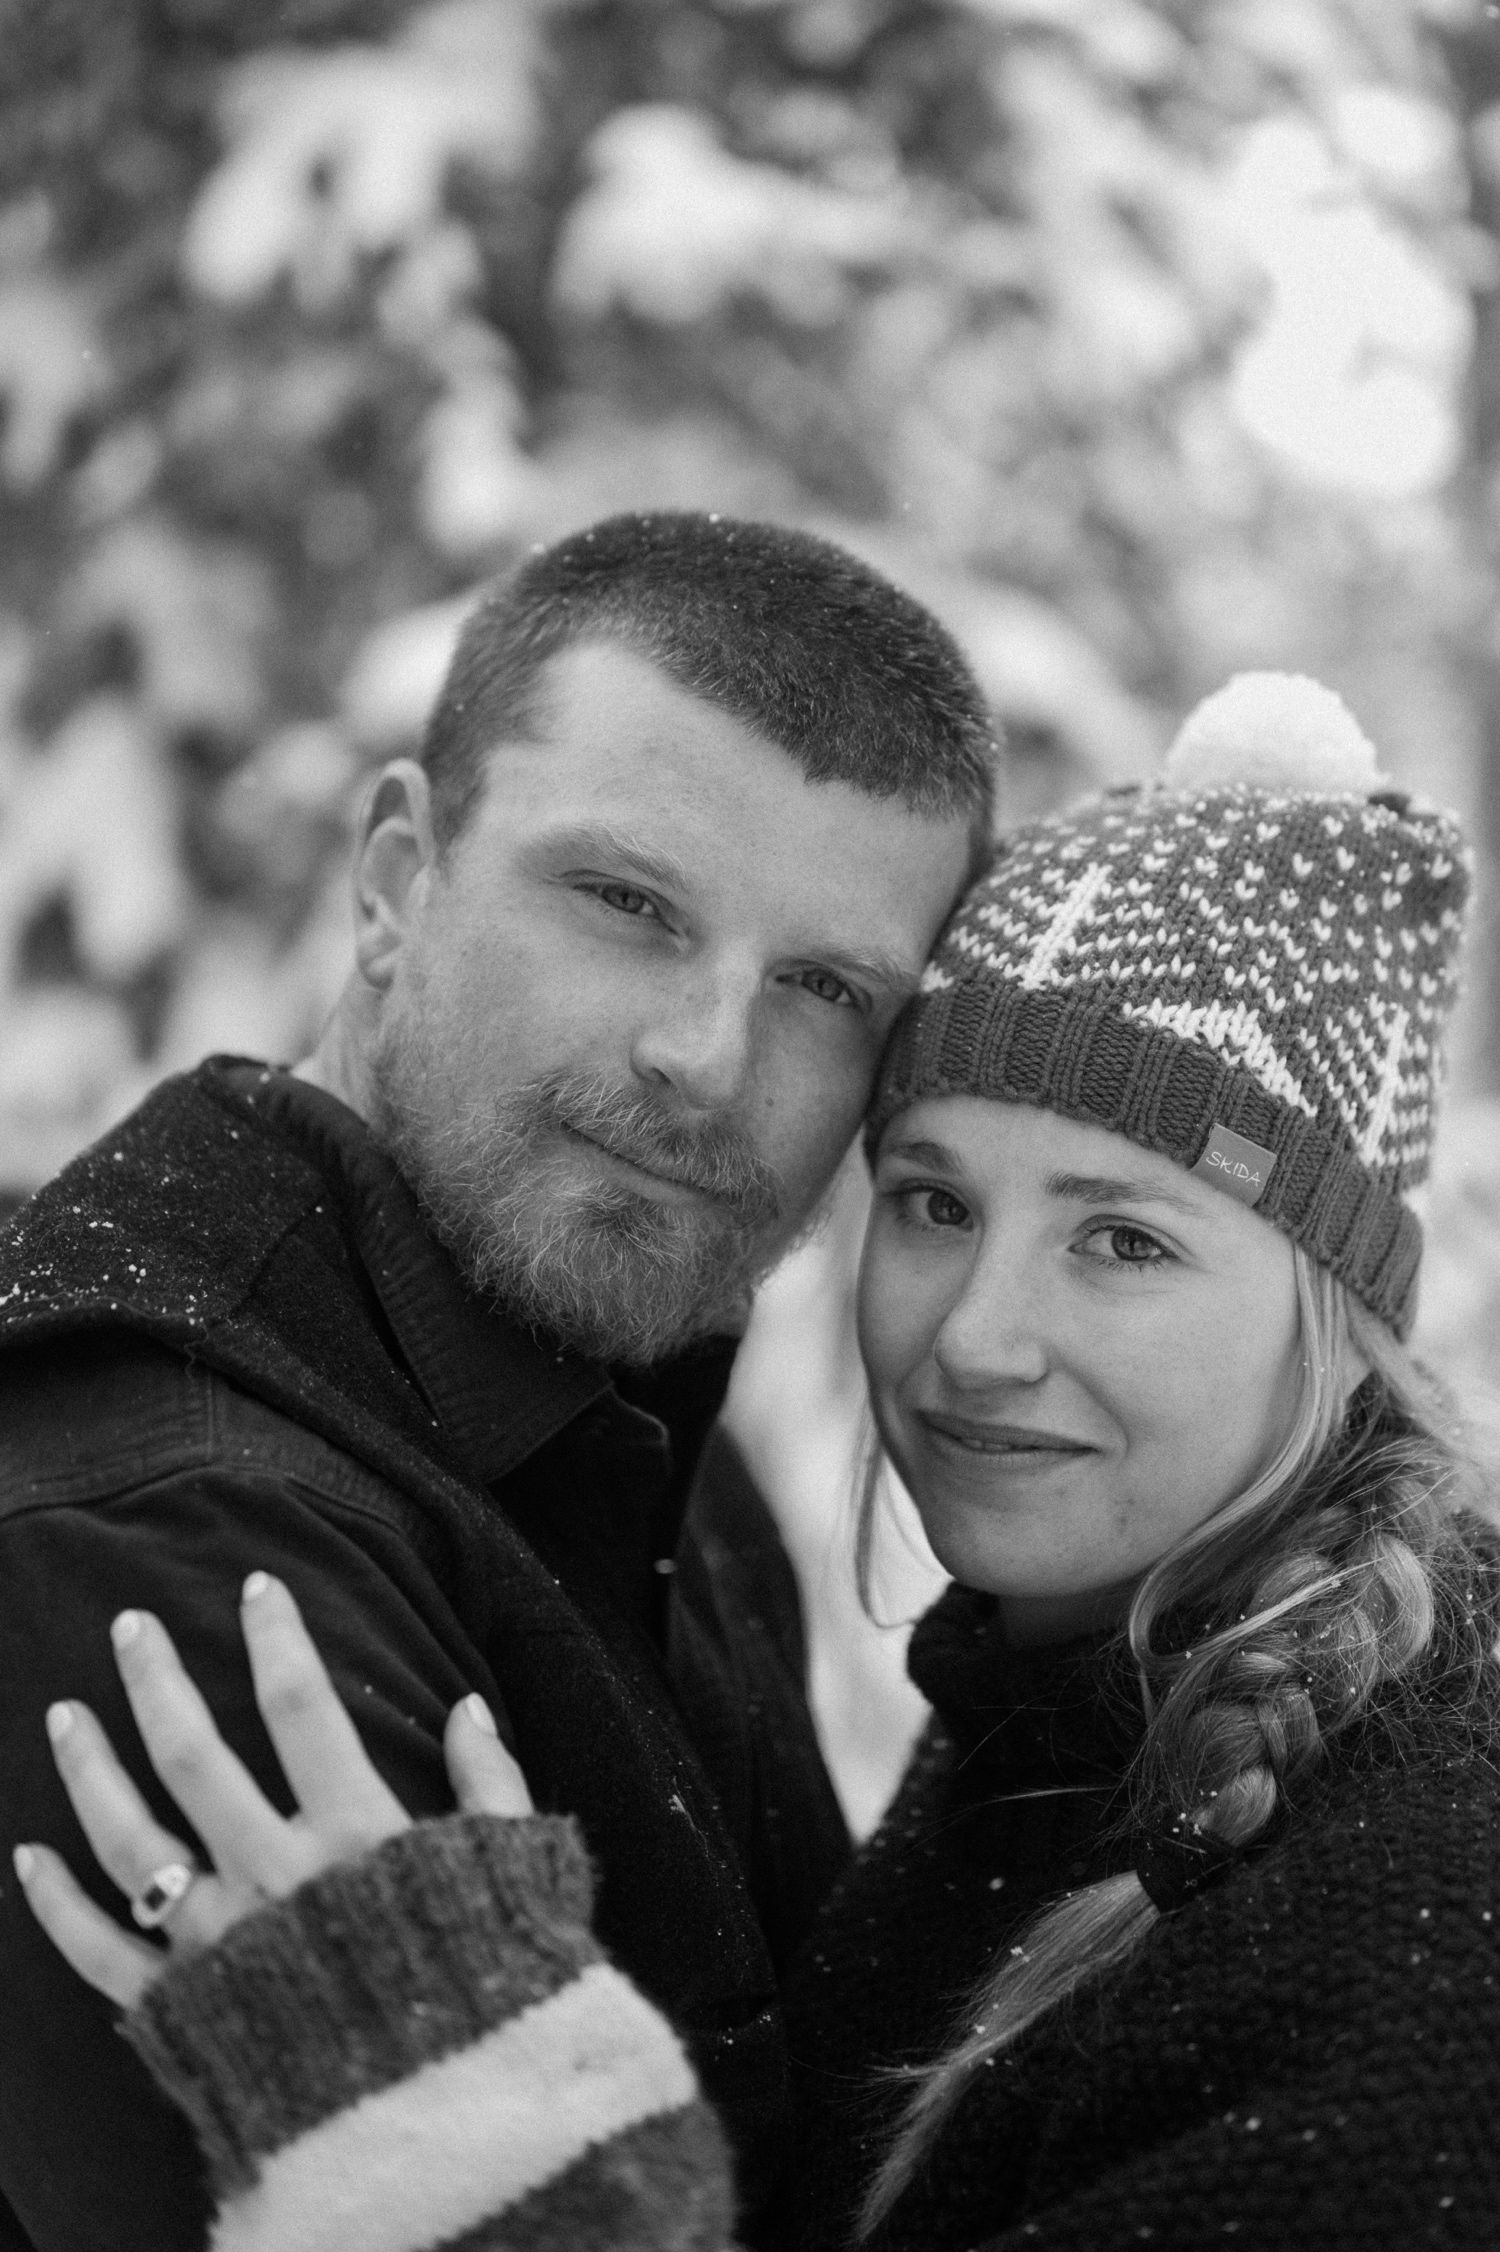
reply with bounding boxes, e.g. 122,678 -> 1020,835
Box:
515,634 -> 741,750
496,639 -> 969,831
476,635 -> 976,920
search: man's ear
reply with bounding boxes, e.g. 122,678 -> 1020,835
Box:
352,760 -> 439,992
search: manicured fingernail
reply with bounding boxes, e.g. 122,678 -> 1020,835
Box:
463,1693 -> 497,1736
45,1702 -> 74,1744
110,1611 -> 141,1650
12,1845 -> 34,1883
242,1572 -> 270,1603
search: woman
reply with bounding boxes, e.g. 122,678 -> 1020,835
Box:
17,673 -> 1500,2250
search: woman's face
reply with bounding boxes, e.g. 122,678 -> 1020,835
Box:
859,1098 -> 1303,1644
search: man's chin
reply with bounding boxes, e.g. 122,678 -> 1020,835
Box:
479,1266 -> 756,1368
370,1047 -> 784,1363
461,1194 -> 768,1366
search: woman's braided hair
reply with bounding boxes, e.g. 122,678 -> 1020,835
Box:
858,1250 -> 1500,2237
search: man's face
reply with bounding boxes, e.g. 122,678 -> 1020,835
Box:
366,638 -> 975,1361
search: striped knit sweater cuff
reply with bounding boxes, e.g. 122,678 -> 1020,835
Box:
124,1812 -> 738,2252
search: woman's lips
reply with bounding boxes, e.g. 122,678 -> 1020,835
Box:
916,1411 -> 1098,1458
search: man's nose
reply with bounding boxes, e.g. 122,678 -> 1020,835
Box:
931,1253 -> 1050,1392
629,972 -> 759,1113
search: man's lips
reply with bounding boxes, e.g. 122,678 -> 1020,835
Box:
560,1124 -> 718,1199
916,1411 -> 1098,1457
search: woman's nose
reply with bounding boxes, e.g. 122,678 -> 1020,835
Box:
931,1261 -> 1050,1391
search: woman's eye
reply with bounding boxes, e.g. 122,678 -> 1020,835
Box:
891,1184 -> 971,1230
1083,1222 -> 1168,1269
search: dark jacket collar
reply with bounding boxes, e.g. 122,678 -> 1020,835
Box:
214,1062 -> 613,1486
907,1583 -> 1146,1792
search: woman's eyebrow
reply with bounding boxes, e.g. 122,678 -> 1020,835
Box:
880,1136 -> 963,1169
1046,1170 -> 1199,1216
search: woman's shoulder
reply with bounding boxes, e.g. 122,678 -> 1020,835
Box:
1305,1669 -> 1500,1843
1159,1709 -> 1500,1978
1024,1716 -> 1500,2124
974,1718 -> 1500,2252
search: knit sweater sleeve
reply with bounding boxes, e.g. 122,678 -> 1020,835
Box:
122,1813 -> 739,2252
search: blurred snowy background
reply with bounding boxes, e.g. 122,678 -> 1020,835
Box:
7,0 -> 1500,1826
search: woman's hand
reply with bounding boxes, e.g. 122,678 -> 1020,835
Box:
12,1570 -> 531,2010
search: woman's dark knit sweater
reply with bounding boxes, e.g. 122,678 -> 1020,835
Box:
763,1582 -> 1500,2252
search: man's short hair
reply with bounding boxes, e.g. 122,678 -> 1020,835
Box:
420,511 -> 997,857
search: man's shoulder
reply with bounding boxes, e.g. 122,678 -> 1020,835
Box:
0,1058 -> 330,1354
0,1329 -> 427,1545
0,1060 -> 447,1504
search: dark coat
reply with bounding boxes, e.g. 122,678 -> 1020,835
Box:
0,1058 -> 810,2252
765,1584 -> 1500,2252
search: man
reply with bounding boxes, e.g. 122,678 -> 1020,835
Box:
0,512 -> 991,2252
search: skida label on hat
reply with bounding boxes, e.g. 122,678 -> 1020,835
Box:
1191,1124 -> 1277,1209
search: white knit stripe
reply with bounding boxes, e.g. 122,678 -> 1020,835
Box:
207,1962 -> 699,2252
1121,995 -> 1316,1118
1019,862 -> 1110,989
1358,1004 -> 1410,1166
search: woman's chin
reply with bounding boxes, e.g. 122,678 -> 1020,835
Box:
913,1489 -> 1143,1621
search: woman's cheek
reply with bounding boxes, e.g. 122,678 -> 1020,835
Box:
855,1230 -> 911,1375
869,1246 -> 957,1394
857,1293 -> 916,1408
1084,1336 -> 1209,1491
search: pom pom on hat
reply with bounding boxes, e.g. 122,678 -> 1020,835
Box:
1162,671 -> 1385,798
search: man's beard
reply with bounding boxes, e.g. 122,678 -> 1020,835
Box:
370,1016 -> 785,1366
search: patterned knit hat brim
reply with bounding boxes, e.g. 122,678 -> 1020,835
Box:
867,762 -> 1468,1339
872,975 -> 1421,1332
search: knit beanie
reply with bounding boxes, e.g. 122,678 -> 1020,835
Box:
868,673 -> 1469,1335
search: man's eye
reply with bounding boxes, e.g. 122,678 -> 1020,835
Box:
797,968 -> 858,1008
590,883 -> 659,920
